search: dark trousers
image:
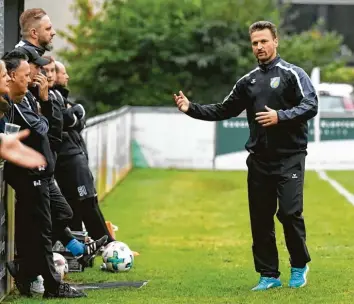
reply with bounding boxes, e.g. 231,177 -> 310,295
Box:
49,178 -> 75,246
55,153 -> 114,243
68,196 -> 115,243
246,152 -> 311,278
6,172 -> 61,292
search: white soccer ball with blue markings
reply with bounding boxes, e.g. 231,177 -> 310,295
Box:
102,241 -> 134,272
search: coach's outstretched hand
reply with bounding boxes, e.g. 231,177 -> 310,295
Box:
173,91 -> 190,113
0,129 -> 47,169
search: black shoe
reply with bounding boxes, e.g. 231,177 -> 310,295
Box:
43,282 -> 86,298
78,235 -> 108,267
6,260 -> 32,297
14,280 -> 32,297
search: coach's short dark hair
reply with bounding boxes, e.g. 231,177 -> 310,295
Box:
249,21 -> 278,39
2,51 -> 29,73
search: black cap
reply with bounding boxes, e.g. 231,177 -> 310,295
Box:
15,46 -> 50,67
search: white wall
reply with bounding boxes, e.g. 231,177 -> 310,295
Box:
132,108 -> 215,169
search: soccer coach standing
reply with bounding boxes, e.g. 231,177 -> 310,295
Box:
173,21 -> 318,291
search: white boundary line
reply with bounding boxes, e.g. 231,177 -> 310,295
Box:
316,170 -> 354,206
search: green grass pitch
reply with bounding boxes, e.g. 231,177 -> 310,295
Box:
5,169 -> 354,303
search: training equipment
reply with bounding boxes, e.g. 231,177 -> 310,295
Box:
52,230 -> 91,272
53,252 -> 69,280
102,241 -> 134,272
31,253 -> 69,293
72,280 -> 148,290
105,221 -> 119,239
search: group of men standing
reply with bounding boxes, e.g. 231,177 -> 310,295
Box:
1,8 -> 116,299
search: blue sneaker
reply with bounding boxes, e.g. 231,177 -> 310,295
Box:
251,276 -> 282,291
289,265 -> 309,288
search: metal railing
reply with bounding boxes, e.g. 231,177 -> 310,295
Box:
1,106 -> 133,300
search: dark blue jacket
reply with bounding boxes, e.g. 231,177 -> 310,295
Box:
51,85 -> 88,159
4,92 -> 56,177
186,55 -> 318,156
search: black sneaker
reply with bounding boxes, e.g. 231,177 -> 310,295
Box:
78,235 -> 108,267
6,260 -> 32,297
43,282 -> 86,298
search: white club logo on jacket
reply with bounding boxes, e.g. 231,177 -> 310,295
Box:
270,77 -> 280,89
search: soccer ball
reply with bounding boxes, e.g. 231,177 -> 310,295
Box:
53,252 -> 68,279
102,241 -> 134,272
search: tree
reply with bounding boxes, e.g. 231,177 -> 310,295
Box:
278,28 -> 344,74
58,0 -> 347,116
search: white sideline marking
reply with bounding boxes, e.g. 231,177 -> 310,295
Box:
316,170 -> 354,206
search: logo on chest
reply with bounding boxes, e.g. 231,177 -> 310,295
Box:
270,77 -> 280,89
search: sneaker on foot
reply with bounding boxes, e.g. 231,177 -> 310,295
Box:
43,282 -> 86,298
78,235 -> 108,267
251,276 -> 282,291
98,240 -> 114,255
289,265 -> 309,288
6,260 -> 32,297
30,275 -> 45,294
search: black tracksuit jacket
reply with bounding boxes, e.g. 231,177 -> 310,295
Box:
186,55 -> 318,156
51,86 -> 88,158
4,91 -> 61,177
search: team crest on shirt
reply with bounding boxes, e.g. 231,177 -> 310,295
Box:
270,77 -> 280,89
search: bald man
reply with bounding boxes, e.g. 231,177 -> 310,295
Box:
55,61 -> 69,87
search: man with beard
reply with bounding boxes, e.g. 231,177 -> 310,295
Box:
3,47 -> 107,298
173,21 -> 317,291
2,50 -> 86,298
16,7 -> 108,255
16,8 -> 55,54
